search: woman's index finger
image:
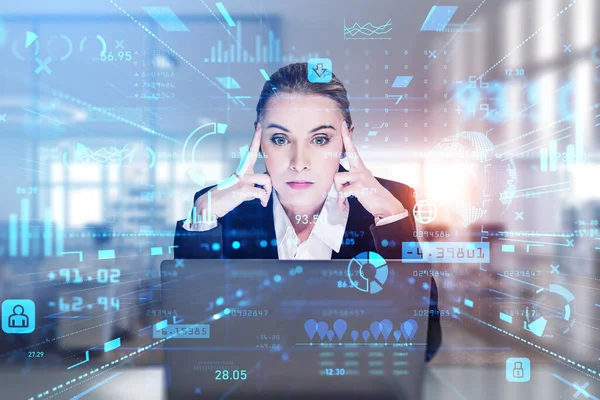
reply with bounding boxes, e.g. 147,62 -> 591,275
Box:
341,120 -> 362,169
248,124 -> 263,169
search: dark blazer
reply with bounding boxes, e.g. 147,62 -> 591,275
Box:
173,165 -> 442,361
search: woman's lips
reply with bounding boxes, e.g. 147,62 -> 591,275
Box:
286,181 -> 314,190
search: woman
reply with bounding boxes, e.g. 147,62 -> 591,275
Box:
174,62 -> 441,360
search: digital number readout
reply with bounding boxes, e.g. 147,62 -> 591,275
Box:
402,242 -> 490,263
152,324 -> 210,339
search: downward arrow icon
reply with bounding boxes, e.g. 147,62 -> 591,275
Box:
313,63 -> 327,77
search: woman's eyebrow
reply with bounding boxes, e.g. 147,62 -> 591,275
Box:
309,124 -> 336,133
266,123 -> 289,132
265,123 -> 336,134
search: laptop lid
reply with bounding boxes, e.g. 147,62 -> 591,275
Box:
159,257 -> 432,399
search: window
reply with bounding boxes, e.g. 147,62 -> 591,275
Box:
47,159 -> 104,228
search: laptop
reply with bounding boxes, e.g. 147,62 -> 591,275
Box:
159,257 -> 431,399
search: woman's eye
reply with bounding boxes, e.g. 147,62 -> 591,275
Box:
312,136 -> 330,146
270,135 -> 288,146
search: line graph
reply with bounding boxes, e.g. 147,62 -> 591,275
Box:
343,18 -> 392,40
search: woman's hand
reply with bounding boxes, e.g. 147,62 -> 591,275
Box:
195,124 -> 272,218
334,121 -> 405,219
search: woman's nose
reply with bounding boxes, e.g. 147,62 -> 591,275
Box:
289,147 -> 310,171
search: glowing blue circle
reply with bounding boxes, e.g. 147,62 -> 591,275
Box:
347,251 -> 388,294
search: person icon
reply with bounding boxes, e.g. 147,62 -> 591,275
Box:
2,299 -> 35,334
8,305 -> 29,328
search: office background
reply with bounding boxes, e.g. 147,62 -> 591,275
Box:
0,0 -> 599,398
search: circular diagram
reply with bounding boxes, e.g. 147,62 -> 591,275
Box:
47,34 -> 73,61
12,34 -> 40,61
524,284 -> 575,338
182,122 -> 228,187
182,122 -> 252,190
347,251 -> 388,294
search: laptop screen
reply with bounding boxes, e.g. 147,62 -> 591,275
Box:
159,258 -> 432,399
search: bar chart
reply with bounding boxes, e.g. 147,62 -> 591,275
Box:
203,20 -> 319,64
539,139 -> 560,172
188,191 -> 217,224
539,140 -> 580,172
8,198 -> 64,257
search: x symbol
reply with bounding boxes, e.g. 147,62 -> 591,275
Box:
174,259 -> 185,268
550,264 -> 560,274
515,212 -> 524,220
573,381 -> 590,398
566,239 -> 574,247
34,57 -> 52,74
428,50 -> 437,58
115,40 -> 125,50
0,114 -> 5,122
563,44 -> 572,52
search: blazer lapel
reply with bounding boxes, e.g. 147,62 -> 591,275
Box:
332,195 -> 374,259
223,190 -> 278,259
261,192 -> 278,259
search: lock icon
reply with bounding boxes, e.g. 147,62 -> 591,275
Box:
506,358 -> 530,382
512,362 -> 524,378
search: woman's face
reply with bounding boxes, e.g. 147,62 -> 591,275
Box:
260,93 -> 350,208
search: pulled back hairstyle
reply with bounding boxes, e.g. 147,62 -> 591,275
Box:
254,62 -> 352,130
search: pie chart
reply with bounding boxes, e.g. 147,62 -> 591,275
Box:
347,251 -> 388,294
